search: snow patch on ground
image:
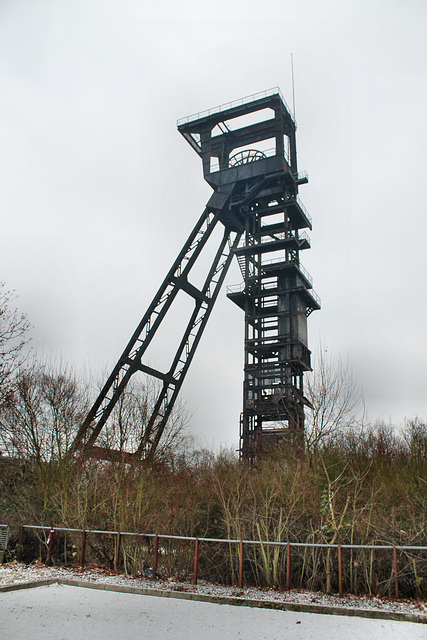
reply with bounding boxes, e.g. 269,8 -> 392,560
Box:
1,562 -> 426,618
1,581 -> 426,640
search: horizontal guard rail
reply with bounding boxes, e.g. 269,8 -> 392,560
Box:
21,525 -> 427,551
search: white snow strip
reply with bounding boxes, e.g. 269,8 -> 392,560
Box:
0,582 -> 426,640
1,562 -> 426,621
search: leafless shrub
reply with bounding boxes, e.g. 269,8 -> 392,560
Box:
94,376 -> 193,462
0,283 -> 31,412
305,346 -> 366,459
0,360 -> 88,462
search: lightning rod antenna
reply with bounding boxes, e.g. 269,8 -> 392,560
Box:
291,52 -> 296,120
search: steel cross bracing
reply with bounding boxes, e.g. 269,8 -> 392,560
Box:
71,206 -> 241,459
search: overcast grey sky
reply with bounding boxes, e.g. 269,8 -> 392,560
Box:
1,0 -> 426,448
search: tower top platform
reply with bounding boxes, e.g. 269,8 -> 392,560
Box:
177,87 -> 299,190
177,87 -> 295,129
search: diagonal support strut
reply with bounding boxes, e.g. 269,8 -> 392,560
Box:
71,203 -> 240,460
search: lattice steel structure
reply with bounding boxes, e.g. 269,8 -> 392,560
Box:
71,88 -> 319,461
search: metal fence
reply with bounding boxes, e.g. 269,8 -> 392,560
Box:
13,524 -> 427,599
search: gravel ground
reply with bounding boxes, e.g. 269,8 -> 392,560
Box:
1,562 -> 426,620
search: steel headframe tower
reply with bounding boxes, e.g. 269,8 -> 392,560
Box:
181,87 -> 321,460
71,88 -> 319,462
221,92 -> 321,460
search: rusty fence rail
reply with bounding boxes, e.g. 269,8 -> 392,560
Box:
15,524 -> 427,599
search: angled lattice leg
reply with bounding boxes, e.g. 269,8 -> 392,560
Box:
71,205 -> 241,458
136,227 -> 241,458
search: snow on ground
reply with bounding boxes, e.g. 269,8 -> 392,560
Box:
1,562 -> 426,639
1,582 -> 426,640
1,562 -> 426,618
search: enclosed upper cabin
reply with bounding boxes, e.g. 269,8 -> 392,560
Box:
177,88 -> 304,190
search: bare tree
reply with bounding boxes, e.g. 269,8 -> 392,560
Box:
0,283 -> 31,411
98,377 -> 192,462
0,361 -> 88,462
304,346 -> 365,457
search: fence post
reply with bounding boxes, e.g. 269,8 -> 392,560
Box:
286,543 -> 291,591
80,530 -> 87,566
114,532 -> 121,572
393,546 -> 399,599
369,548 -> 374,595
193,537 -> 199,585
17,526 -> 26,562
238,539 -> 244,589
153,534 -> 159,576
46,528 -> 55,566
338,544 -> 343,597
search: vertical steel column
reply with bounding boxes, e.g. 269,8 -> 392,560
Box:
286,542 -> 291,591
114,532 -> 121,572
153,534 -> 159,575
193,537 -> 199,585
239,539 -> 244,588
393,546 -> 399,599
338,544 -> 343,597
80,530 -> 87,566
